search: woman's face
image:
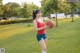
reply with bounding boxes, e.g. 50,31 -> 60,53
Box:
36,11 -> 42,18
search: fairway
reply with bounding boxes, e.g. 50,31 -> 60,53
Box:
0,18 -> 80,53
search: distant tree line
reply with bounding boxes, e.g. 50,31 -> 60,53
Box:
41,0 -> 80,17
0,0 -> 40,20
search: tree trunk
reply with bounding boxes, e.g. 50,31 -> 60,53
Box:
55,13 -> 58,27
27,18 -> 30,26
65,15 -> 67,18
71,13 -> 74,22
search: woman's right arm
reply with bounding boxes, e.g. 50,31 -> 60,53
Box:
33,20 -> 47,31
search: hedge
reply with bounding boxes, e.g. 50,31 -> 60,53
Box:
0,19 -> 33,25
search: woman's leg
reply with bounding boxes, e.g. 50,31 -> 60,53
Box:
39,39 -> 47,53
43,39 -> 47,53
44,38 -> 47,45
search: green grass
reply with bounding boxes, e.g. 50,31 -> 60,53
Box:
0,17 -> 80,53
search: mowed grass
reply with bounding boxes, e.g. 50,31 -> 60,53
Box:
0,17 -> 80,53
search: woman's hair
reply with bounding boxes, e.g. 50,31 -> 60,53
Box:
32,10 -> 40,20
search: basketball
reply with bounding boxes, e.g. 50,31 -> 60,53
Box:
46,20 -> 54,28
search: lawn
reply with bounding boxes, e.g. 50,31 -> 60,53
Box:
0,17 -> 80,53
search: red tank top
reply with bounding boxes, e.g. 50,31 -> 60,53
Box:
36,20 -> 45,34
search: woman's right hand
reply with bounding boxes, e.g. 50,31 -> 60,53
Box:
45,25 -> 48,28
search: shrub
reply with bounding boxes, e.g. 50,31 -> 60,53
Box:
0,19 -> 32,25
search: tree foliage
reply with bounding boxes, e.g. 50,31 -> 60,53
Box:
0,0 -> 3,16
41,0 -> 80,16
0,1 -> 40,19
2,2 -> 20,18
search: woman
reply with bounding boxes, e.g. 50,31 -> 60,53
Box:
33,10 -> 48,53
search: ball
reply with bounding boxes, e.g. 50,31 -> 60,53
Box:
46,20 -> 54,28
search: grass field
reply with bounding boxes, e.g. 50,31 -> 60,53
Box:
0,18 -> 80,53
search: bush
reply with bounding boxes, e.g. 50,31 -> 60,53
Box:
0,19 -> 32,25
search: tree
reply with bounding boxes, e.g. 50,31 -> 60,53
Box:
41,0 -> 60,27
19,2 -> 40,26
65,0 -> 80,22
20,2 -> 40,18
0,0 -> 3,17
2,2 -> 21,18
76,3 -> 80,16
69,3 -> 78,22
41,0 -> 50,16
59,0 -> 71,18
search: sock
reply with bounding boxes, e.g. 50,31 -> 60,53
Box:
42,50 -> 47,53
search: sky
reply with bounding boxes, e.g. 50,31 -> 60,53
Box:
2,0 -> 41,7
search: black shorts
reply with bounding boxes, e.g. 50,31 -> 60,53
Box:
37,34 -> 47,42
